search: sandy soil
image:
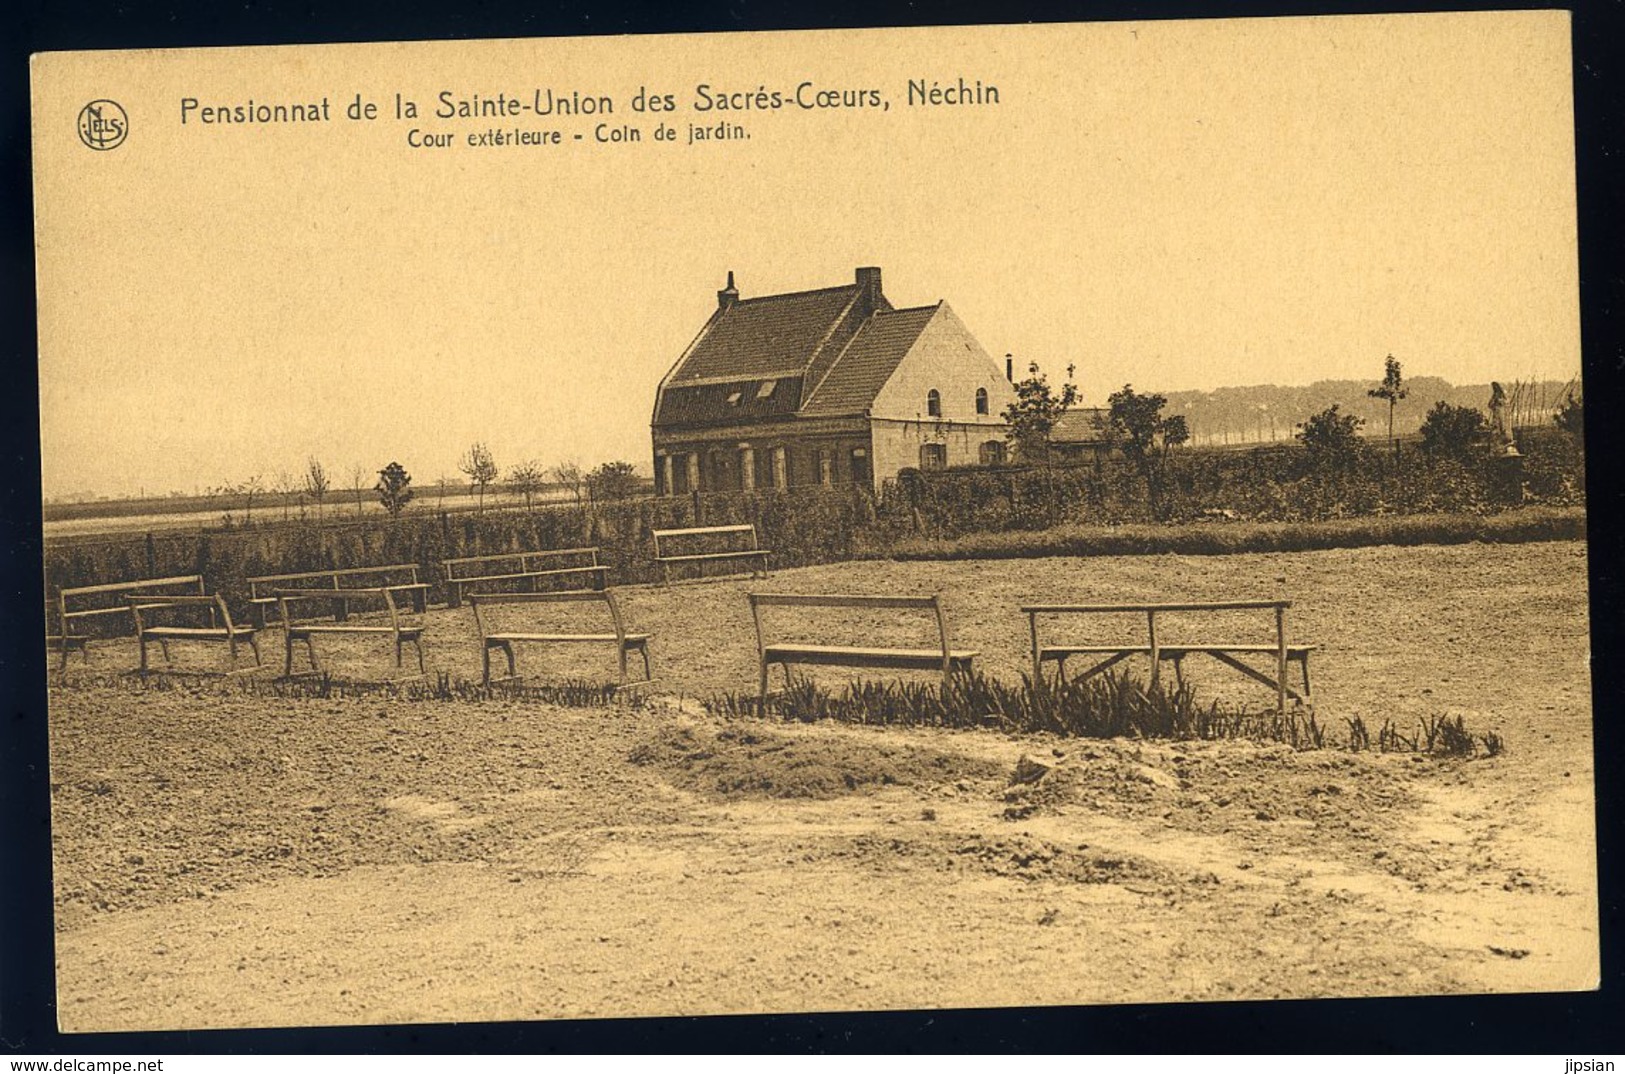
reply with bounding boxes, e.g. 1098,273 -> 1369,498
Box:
46,540 -> 1597,1030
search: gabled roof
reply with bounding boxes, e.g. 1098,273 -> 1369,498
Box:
801,305 -> 941,417
668,284 -> 865,384
654,376 -> 804,427
1051,407 -> 1110,443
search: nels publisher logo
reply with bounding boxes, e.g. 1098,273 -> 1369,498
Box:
77,99 -> 128,150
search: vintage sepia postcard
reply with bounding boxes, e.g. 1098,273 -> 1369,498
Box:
31,12 -> 1594,1033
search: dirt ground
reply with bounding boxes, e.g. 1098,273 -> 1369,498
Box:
46,540 -> 1597,1030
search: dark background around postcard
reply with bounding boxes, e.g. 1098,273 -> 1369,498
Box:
3,0 -> 1621,1054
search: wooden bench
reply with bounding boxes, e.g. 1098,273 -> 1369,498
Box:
275,586 -> 426,678
125,593 -> 261,675
248,564 -> 429,627
652,524 -> 770,585
748,592 -> 978,710
1022,600 -> 1316,712
44,600 -> 90,670
48,574 -> 207,667
442,547 -> 608,607
469,590 -> 652,687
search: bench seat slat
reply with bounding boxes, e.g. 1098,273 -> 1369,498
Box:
657,550 -> 771,563
289,626 -> 422,636
764,644 -> 978,671
140,627 -> 252,639
1040,643 -> 1315,657
452,566 -> 606,584
487,632 -> 650,645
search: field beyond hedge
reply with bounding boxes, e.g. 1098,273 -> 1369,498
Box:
47,540 -> 1597,1028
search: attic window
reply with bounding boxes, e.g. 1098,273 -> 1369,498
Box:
757,379 -> 777,399
726,390 -> 743,406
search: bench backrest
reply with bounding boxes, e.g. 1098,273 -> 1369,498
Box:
272,586 -> 416,630
747,592 -> 954,664
1021,599 -> 1294,656
651,524 -> 758,559
54,574 -> 207,635
442,547 -> 600,580
467,589 -> 632,644
248,564 -> 421,599
124,593 -> 240,635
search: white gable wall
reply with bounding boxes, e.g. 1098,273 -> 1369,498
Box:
868,303 -> 1016,482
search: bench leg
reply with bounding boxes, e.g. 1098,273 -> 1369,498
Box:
758,658 -> 770,715
284,634 -> 295,678
616,643 -> 628,685
158,638 -> 173,666
1203,650 -> 1303,709
482,643 -> 493,687
1298,654 -> 1312,707
1067,651 -> 1132,684
413,637 -> 426,675
138,636 -> 150,677
248,633 -> 263,667
1172,655 -> 1186,690
639,642 -> 652,683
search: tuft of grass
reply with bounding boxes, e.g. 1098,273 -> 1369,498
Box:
710,670 -> 1332,747
63,670 -> 638,709
709,672 -> 1499,756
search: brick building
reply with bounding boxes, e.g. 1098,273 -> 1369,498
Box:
651,267 -> 1016,494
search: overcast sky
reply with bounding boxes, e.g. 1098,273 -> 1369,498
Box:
34,12 -> 1578,498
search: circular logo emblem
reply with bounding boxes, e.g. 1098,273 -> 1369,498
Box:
77,100 -> 128,150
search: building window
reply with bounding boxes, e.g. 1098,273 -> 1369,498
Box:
920,443 -> 947,470
926,389 -> 941,418
726,390 -> 743,406
979,440 -> 1007,466
975,387 -> 989,415
757,379 -> 777,399
850,447 -> 872,485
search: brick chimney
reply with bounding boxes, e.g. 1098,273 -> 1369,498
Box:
1006,354 -> 1014,381
717,270 -> 739,310
855,266 -> 882,305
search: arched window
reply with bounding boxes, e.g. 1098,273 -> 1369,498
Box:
975,387 -> 989,415
926,389 -> 941,418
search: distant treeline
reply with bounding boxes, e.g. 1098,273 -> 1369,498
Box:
1161,377 -> 1575,444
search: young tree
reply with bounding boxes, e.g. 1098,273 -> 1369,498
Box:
349,464 -> 368,518
1418,402 -> 1490,460
274,468 -> 296,522
375,461 -> 414,517
1105,385 -> 1191,462
1105,385 -> 1190,510
304,457 -> 330,523
239,473 -> 265,525
549,460 -> 587,505
1001,361 -> 1079,464
507,460 -> 547,511
585,460 -> 641,502
1295,404 -> 1365,469
459,442 -> 499,512
1367,354 -> 1408,456
1554,382 -> 1584,441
